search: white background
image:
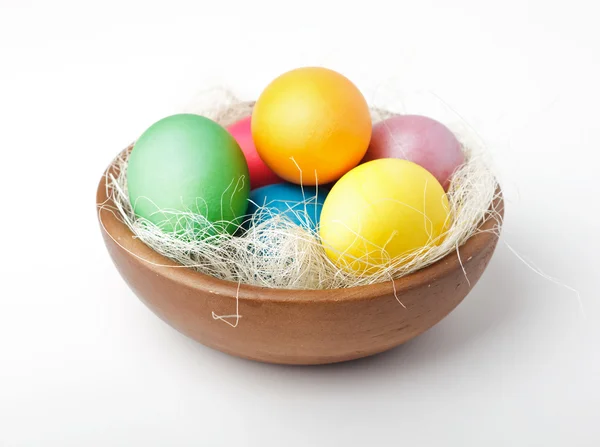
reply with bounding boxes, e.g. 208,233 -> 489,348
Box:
1,0 -> 599,445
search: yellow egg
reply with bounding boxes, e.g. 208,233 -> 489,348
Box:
251,67 -> 372,185
319,159 -> 451,274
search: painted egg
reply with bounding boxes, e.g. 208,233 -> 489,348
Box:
319,158 -> 451,274
363,115 -> 464,190
127,114 -> 250,236
226,116 -> 280,189
251,67 -> 372,185
245,183 -> 329,231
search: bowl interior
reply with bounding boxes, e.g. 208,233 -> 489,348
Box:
97,154 -> 504,302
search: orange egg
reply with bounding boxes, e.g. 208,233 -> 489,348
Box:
251,67 -> 372,185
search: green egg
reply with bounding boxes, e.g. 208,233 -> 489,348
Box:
127,114 -> 250,237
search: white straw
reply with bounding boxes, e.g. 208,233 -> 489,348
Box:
99,91 -> 502,290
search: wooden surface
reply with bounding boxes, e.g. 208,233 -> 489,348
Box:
96,164 -> 504,365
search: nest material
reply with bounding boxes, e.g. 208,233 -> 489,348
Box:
99,90 -> 502,290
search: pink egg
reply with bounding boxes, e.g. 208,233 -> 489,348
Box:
226,116 -> 281,189
363,115 -> 464,190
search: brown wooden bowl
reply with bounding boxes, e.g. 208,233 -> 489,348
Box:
97,158 -> 503,365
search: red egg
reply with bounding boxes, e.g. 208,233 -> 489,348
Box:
363,115 -> 464,190
227,116 -> 280,189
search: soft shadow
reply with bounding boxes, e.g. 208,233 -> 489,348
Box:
308,244 -> 522,373
203,243 -> 522,378
153,244 -> 522,385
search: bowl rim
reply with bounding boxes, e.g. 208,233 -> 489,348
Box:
97,152 -> 504,304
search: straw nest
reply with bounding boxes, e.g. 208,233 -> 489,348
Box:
99,88 -> 502,290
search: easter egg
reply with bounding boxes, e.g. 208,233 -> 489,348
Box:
226,116 -> 280,189
251,67 -> 372,185
127,114 -> 250,236
319,158 -> 450,274
363,115 -> 464,190
245,183 -> 329,231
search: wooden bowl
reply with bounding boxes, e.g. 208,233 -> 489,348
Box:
96,157 -> 503,365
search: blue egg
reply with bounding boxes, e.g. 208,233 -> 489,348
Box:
245,183 -> 329,231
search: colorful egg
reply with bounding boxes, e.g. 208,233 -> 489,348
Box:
127,114 -> 250,236
319,158 -> 451,274
251,67 -> 372,185
245,183 -> 329,231
226,116 -> 280,189
363,115 -> 464,190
